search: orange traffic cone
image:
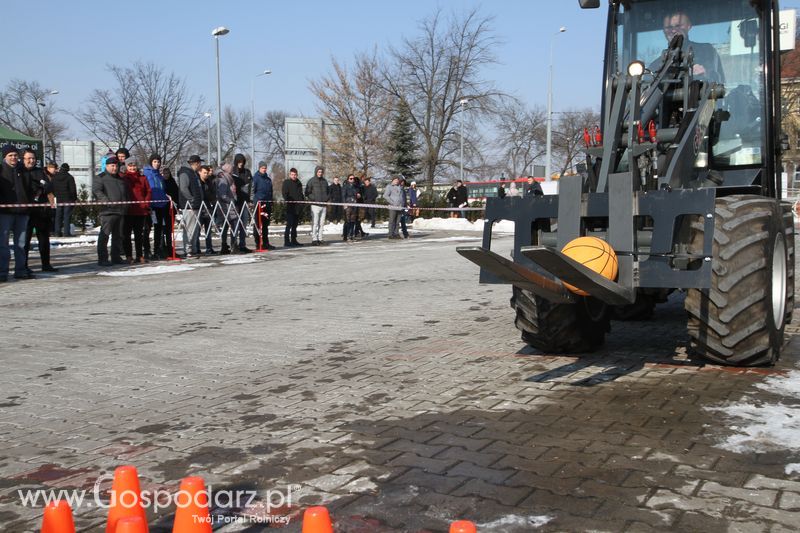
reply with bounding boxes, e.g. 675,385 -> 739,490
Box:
171,476 -> 212,533
115,516 -> 148,533
41,500 -> 75,533
302,506 -> 333,533
106,466 -> 148,533
450,520 -> 477,533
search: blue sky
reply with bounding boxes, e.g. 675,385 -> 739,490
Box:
4,0 -> 800,137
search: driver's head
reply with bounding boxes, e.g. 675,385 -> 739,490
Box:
663,12 -> 692,42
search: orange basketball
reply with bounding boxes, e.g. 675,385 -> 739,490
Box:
560,236 -> 618,296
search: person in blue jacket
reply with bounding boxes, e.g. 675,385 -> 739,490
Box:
142,154 -> 171,259
251,161 -> 275,250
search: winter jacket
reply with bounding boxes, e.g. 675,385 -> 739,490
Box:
232,154 -> 252,206
163,175 -> 179,208
447,186 -> 468,207
252,171 -> 273,212
177,165 -> 203,210
525,181 -> 544,197
51,170 -> 78,203
329,183 -> 342,203
282,177 -> 304,215
123,171 -> 151,216
23,167 -> 53,220
200,177 -> 216,207
304,175 -> 329,203
0,161 -> 32,214
142,165 -> 169,209
408,187 -> 418,206
363,183 -> 378,203
383,183 -> 405,208
342,182 -> 359,203
93,171 -> 129,216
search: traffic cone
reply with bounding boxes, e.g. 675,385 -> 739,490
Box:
106,465 -> 148,533
302,506 -> 333,533
41,500 -> 75,533
171,476 -> 212,533
115,516 -> 148,533
450,520 -> 477,533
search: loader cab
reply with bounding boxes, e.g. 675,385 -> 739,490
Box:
601,0 -> 781,195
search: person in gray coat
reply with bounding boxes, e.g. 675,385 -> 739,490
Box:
383,176 -> 405,240
304,165 -> 329,245
93,157 -> 129,265
177,155 -> 203,257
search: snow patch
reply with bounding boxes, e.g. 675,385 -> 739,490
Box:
706,370 -> 800,454
220,256 -> 261,265
411,217 -> 515,233
98,263 -> 213,277
477,515 -> 552,530
786,463 -> 800,475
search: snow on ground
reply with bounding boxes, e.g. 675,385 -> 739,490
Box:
786,463 -> 800,476
411,217 -> 515,233
98,263 -> 213,277
705,370 -> 800,454
477,515 -> 553,530
220,256 -> 262,265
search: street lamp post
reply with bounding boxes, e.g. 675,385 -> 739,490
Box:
212,26 -> 230,166
545,26 -> 566,182
36,89 -> 59,165
203,112 -> 212,164
251,70 -> 271,167
459,98 -> 469,182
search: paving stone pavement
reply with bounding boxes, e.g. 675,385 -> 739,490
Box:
1,232 -> 799,532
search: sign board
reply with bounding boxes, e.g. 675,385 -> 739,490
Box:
781,10 -> 796,51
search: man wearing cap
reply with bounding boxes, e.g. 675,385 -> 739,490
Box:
0,145 -> 35,281
93,156 -> 129,266
252,161 -> 275,250
177,155 -> 203,258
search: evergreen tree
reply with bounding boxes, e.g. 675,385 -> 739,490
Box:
387,100 -> 421,180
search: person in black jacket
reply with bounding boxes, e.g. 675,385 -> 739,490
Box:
524,176 -> 544,197
92,157 -> 129,266
0,146 -> 35,281
446,180 -> 468,218
363,177 -> 379,228
282,167 -> 304,246
52,163 -> 77,236
232,153 -> 253,253
22,152 -> 56,273
328,176 -> 343,223
198,165 -> 217,254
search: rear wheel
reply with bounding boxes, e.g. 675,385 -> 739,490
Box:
512,287 -> 610,353
685,195 -> 787,366
781,202 -> 795,325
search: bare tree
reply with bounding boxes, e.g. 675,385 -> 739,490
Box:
552,108 -> 600,178
310,49 -> 392,178
255,110 -> 287,166
0,79 -> 69,162
382,8 -> 503,192
494,99 -> 547,178
216,106 -> 251,164
75,62 -> 205,168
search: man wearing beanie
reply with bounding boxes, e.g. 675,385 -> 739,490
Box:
0,146 -> 35,281
143,154 -> 170,259
52,163 -> 77,237
93,156 -> 129,266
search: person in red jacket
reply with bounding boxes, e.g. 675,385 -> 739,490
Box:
122,159 -> 152,264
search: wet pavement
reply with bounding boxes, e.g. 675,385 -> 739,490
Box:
1,230 -> 799,532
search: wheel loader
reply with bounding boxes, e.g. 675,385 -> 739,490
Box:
458,0 -> 795,366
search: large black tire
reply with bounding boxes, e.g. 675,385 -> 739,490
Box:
511,287 -> 610,353
685,195 -> 788,366
612,292 -> 657,321
781,202 -> 795,325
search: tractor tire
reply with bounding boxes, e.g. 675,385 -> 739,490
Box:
781,202 -> 795,325
511,287 -> 610,353
685,195 -> 788,366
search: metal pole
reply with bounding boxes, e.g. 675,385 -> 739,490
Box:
545,27 -> 566,182
460,105 -> 464,182
206,114 -> 212,164
251,79 -> 255,168
215,36 -> 223,166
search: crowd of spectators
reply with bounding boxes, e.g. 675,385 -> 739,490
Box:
0,145 -> 423,280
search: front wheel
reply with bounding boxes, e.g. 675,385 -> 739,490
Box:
685,195 -> 788,366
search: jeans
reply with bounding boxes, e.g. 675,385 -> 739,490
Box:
97,214 -> 124,263
0,213 -> 29,277
199,214 -> 214,252
54,206 -> 73,236
400,211 -> 409,237
181,209 -> 200,255
310,205 -> 327,242
236,203 -> 250,248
